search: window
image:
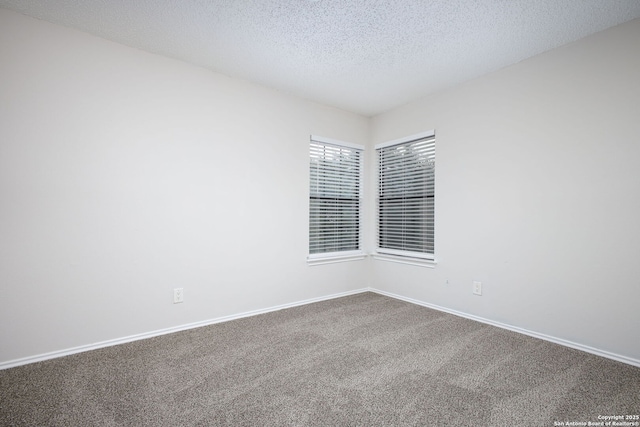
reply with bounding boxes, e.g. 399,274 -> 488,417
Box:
376,131 -> 435,263
308,136 -> 364,264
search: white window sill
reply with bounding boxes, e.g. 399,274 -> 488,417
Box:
307,251 -> 367,266
371,252 -> 437,268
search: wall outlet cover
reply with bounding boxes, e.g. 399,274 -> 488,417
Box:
173,288 -> 184,304
473,281 -> 482,296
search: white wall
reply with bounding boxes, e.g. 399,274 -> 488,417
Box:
2,7 -> 639,367
0,8 -> 370,364
369,18 -> 640,362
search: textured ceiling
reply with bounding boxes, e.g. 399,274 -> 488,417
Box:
2,0 -> 640,116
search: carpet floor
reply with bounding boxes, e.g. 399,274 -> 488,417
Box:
1,292 -> 639,426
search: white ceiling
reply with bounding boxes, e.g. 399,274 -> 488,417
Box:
2,0 -> 640,116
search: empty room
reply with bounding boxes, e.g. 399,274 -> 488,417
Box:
1,1 -> 639,426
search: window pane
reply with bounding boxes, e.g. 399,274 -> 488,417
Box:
377,135 -> 435,256
310,139 -> 362,254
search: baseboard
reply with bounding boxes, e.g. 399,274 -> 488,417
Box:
4,287 -> 638,370
0,288 -> 369,370
369,287 -> 640,368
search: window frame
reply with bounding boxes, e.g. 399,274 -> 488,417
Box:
307,135 -> 366,265
374,130 -> 436,268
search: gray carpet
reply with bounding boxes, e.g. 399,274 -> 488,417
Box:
1,292 -> 639,426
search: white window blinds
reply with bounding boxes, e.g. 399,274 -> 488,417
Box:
377,132 -> 435,259
309,137 -> 363,255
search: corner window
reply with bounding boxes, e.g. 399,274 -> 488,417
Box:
308,136 -> 365,264
376,131 -> 435,264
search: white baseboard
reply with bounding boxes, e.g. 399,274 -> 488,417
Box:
3,287 -> 638,370
369,287 -> 640,368
0,288 -> 369,370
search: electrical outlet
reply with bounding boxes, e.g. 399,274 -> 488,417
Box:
472,281 -> 482,295
173,288 -> 184,304
473,281 -> 482,296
